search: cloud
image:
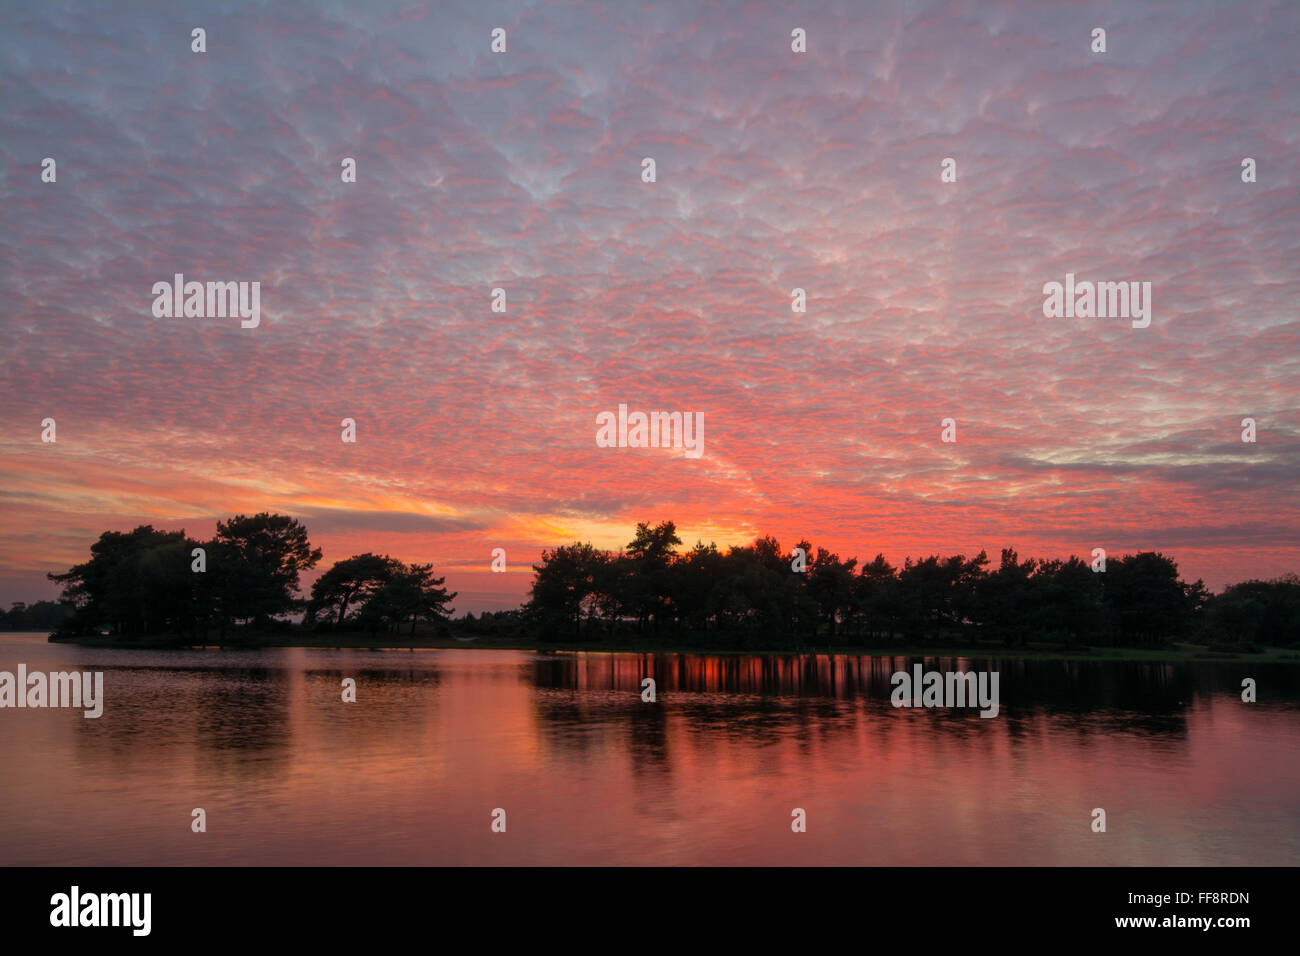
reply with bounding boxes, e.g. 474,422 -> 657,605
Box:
1,0 -> 1297,605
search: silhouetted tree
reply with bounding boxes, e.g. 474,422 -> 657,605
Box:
1203,574 -> 1300,646
0,600 -> 70,631
621,521 -> 682,633
856,554 -> 900,640
1101,552 -> 1192,645
525,542 -> 614,640
307,552 -> 403,627
807,547 -> 858,641
356,562 -> 457,636
210,513 -> 322,631
49,526 -> 205,637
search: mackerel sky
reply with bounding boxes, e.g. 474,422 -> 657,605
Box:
2,0 -> 1298,611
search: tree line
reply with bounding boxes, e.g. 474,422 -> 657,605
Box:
524,521 -> 1300,648
38,515 -> 1300,648
47,513 -> 455,641
0,600 -> 70,631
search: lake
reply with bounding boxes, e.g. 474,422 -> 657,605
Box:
1,632 -> 1297,865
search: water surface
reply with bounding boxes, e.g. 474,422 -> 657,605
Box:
1,633 -> 1297,865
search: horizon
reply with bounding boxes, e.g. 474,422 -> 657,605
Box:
5,514 -> 1295,619
3,1 -> 1298,613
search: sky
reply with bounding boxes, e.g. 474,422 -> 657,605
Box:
1,0 -> 1298,612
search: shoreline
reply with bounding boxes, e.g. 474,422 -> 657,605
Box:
30,632 -> 1300,664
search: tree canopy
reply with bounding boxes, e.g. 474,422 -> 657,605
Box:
40,515 -> 1298,648
524,521 -> 1296,649
48,515 -> 454,642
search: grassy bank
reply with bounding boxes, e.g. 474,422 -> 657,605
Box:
42,631 -> 1300,663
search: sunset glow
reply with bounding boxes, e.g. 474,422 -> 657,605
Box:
2,2 -> 1297,610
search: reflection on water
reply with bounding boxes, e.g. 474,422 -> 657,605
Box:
1,633 -> 1297,865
